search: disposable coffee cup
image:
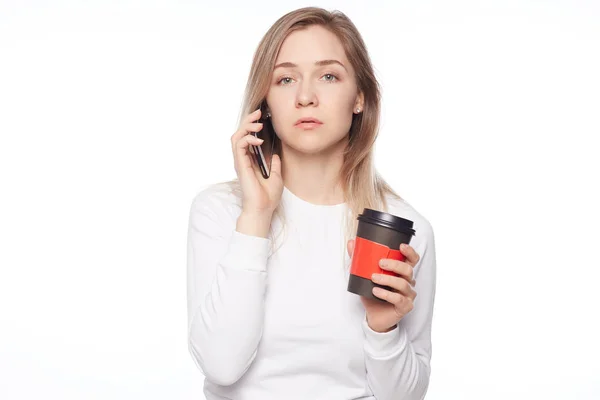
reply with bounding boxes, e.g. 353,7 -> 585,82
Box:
347,208 -> 416,302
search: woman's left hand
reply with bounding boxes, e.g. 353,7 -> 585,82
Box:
347,240 -> 420,333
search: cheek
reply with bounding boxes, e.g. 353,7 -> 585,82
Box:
270,117 -> 290,141
324,86 -> 358,116
327,98 -> 356,131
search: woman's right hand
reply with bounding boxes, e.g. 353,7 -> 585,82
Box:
231,108 -> 283,215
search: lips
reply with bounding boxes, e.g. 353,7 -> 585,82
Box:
295,117 -> 323,125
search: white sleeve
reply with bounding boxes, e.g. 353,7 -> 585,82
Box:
361,219 -> 437,400
186,191 -> 271,386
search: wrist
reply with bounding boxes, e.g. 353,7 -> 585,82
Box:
362,319 -> 406,356
365,315 -> 398,333
237,211 -> 273,238
373,324 -> 397,333
241,207 -> 273,218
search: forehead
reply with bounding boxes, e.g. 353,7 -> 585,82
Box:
275,25 -> 349,67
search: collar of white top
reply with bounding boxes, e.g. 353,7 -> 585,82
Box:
282,186 -> 347,210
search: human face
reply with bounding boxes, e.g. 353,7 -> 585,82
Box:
266,25 -> 363,155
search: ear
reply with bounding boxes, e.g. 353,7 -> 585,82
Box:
261,100 -> 272,118
354,91 -> 364,114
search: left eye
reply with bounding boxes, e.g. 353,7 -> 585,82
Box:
322,74 -> 338,82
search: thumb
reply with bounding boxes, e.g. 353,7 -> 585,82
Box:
270,153 -> 282,177
347,239 -> 355,258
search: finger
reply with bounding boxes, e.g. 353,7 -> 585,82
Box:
235,135 -> 264,172
240,108 -> 262,126
231,122 -> 264,144
373,287 -> 415,312
379,259 -> 413,283
372,286 -> 406,305
400,244 -> 420,266
270,153 -> 282,178
371,273 -> 417,299
347,239 -> 355,258
245,107 -> 262,123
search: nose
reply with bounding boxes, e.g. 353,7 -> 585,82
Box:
295,80 -> 318,108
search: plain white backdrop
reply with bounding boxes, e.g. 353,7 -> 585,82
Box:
1,0 -> 599,398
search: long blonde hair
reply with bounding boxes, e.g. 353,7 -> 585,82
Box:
212,6 -> 403,262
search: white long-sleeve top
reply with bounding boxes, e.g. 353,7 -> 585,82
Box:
186,183 -> 437,400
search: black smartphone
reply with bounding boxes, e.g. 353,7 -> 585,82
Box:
249,102 -> 275,179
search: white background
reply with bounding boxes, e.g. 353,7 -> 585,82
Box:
1,0 -> 599,399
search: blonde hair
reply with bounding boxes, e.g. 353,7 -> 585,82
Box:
212,6 -> 403,263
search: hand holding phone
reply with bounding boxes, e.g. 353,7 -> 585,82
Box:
230,104 -> 283,215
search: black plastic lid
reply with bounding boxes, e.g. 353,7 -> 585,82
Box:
357,208 -> 416,236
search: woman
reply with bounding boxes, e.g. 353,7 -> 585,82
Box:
186,7 -> 437,400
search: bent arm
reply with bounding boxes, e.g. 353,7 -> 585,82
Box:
186,192 -> 272,386
363,221 -> 437,400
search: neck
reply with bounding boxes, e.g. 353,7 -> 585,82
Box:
281,138 -> 347,206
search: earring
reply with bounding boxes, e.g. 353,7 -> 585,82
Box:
266,111 -> 272,118
355,107 -> 361,113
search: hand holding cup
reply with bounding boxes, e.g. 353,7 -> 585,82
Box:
347,239 -> 420,333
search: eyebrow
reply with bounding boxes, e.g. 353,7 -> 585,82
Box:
274,59 -> 347,72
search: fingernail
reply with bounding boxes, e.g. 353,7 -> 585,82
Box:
379,259 -> 385,267
401,244 -> 408,250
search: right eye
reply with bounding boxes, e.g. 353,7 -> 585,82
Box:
276,77 -> 294,85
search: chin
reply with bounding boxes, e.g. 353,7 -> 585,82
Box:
284,134 -> 347,155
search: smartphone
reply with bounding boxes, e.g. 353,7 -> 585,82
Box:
248,102 -> 275,179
